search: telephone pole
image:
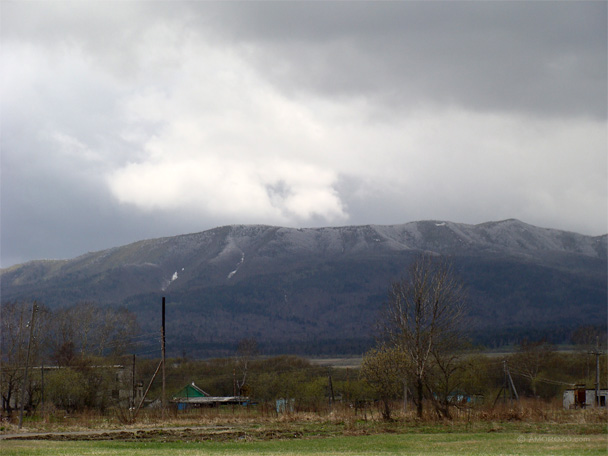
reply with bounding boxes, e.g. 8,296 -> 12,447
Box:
328,371 -> 335,409
18,302 -> 38,429
40,362 -> 44,419
161,297 -> 166,418
494,360 -> 518,406
131,354 -> 136,409
133,298 -> 167,421
403,378 -> 408,413
589,336 -> 603,406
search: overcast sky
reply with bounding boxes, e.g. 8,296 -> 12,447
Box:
2,1 -> 606,267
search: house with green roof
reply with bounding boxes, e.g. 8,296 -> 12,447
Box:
172,382 -> 248,410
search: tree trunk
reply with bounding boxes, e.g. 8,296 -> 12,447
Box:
382,397 -> 391,421
416,376 -> 423,419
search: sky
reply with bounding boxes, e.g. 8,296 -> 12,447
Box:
1,1 -> 607,267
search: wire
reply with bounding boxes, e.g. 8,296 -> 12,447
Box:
508,367 -> 576,386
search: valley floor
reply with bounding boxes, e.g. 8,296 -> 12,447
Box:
2,430 -> 606,455
2,411 -> 606,456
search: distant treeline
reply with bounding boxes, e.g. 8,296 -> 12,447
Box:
169,328 -> 607,359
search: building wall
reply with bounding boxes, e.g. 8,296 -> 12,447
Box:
563,389 -> 608,409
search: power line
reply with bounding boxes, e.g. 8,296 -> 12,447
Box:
508,367 -> 576,387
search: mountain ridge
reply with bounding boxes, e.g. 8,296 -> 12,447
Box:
2,219 -> 606,356
3,218 -> 605,274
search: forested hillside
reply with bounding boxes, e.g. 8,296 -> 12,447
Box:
2,219 -> 605,356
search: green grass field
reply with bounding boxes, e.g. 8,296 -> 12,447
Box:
2,432 -> 607,456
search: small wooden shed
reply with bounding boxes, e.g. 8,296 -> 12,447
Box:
563,386 -> 608,409
172,382 -> 210,410
171,382 -> 248,410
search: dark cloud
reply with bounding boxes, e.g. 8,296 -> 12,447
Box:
198,1 -> 607,118
1,1 -> 606,267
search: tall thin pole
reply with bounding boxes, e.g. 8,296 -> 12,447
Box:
502,360 -> 506,404
18,302 -> 38,429
134,360 -> 163,418
40,362 -> 44,420
588,336 -> 603,407
161,297 -> 166,417
506,365 -> 519,401
131,354 -> 136,409
403,378 -> 408,413
328,372 -> 335,409
233,368 -> 237,396
595,336 -> 600,406
346,368 -> 350,404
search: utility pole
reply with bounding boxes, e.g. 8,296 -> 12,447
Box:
131,354 -> 136,409
40,362 -> 44,420
133,298 -> 167,421
134,359 -> 163,418
233,368 -> 237,396
403,378 -> 408,413
494,360 -> 518,407
18,302 -> 38,429
346,368 -> 350,404
232,368 -> 237,413
596,339 -> 600,406
161,297 -> 166,418
506,363 -> 519,402
589,336 -> 603,406
328,372 -> 335,409
503,360 -> 508,404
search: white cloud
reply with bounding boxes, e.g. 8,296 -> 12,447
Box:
108,155 -> 346,223
108,42 -> 607,232
335,108 -> 606,233
2,1 -> 606,266
103,21 -> 606,233
107,36 -> 348,224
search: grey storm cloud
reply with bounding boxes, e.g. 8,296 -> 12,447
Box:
1,1 -> 606,267
199,1 -> 607,118
5,1 -> 605,117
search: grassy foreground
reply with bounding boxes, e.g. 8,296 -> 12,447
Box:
2,402 -> 606,455
2,432 -> 607,456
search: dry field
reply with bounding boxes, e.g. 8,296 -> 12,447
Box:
1,400 -> 606,455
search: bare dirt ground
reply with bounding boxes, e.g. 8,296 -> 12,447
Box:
2,404 -> 605,444
0,424 -> 310,442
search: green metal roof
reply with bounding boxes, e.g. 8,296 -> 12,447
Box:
172,382 -> 209,399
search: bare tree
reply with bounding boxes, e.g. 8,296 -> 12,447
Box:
1,302 -> 48,415
1,302 -> 29,414
425,336 -> 468,419
235,338 -> 258,396
571,325 -> 606,349
382,254 -> 466,419
361,344 -> 408,420
510,338 -> 555,397
48,302 -> 139,361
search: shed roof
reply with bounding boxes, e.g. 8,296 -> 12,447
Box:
172,382 -> 210,399
171,396 -> 248,405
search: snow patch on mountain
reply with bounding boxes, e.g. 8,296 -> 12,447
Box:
161,270 -> 180,290
227,253 -> 245,279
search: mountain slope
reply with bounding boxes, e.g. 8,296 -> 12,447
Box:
2,219 -> 606,356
